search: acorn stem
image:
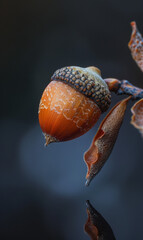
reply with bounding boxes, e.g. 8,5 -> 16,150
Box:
44,134 -> 58,146
104,78 -> 143,100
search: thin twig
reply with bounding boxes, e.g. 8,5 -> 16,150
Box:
104,78 -> 143,100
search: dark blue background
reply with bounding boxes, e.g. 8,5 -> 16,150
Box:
1,0 -> 143,239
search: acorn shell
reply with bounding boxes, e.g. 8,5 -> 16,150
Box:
39,80 -> 102,143
38,66 -> 111,144
51,66 -> 111,112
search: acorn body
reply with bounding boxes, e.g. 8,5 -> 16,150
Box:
38,66 -> 111,145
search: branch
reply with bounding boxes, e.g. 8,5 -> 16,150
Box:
104,78 -> 143,100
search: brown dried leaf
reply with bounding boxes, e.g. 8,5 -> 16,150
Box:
84,209 -> 98,240
84,97 -> 131,186
131,99 -> 143,137
128,21 -> 143,72
84,201 -> 116,240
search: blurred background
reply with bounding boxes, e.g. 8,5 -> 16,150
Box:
1,0 -> 143,239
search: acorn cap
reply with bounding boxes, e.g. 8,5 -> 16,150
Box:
51,66 -> 111,112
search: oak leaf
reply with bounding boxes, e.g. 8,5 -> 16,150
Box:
84,97 -> 131,186
131,99 -> 143,137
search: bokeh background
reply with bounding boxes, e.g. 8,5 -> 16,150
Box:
1,0 -> 143,239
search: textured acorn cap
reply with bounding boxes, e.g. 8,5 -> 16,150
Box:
51,66 -> 111,112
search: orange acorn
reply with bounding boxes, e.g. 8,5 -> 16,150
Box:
38,66 -> 111,145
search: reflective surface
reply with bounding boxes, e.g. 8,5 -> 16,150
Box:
1,122 -> 143,239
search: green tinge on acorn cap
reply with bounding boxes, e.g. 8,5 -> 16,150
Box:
51,66 -> 111,112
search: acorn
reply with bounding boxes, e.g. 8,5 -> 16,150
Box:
38,66 -> 111,145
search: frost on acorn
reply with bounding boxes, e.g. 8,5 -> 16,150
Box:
38,66 -> 111,145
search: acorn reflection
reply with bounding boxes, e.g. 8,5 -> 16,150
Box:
84,201 -> 116,240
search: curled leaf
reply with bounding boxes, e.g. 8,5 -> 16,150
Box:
85,210 -> 98,240
84,96 -> 131,186
131,99 -> 143,137
84,200 -> 116,240
128,21 -> 143,72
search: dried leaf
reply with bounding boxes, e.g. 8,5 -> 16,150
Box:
128,21 -> 143,72
84,97 -> 131,186
84,201 -> 116,240
131,99 -> 143,137
85,210 -> 98,240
